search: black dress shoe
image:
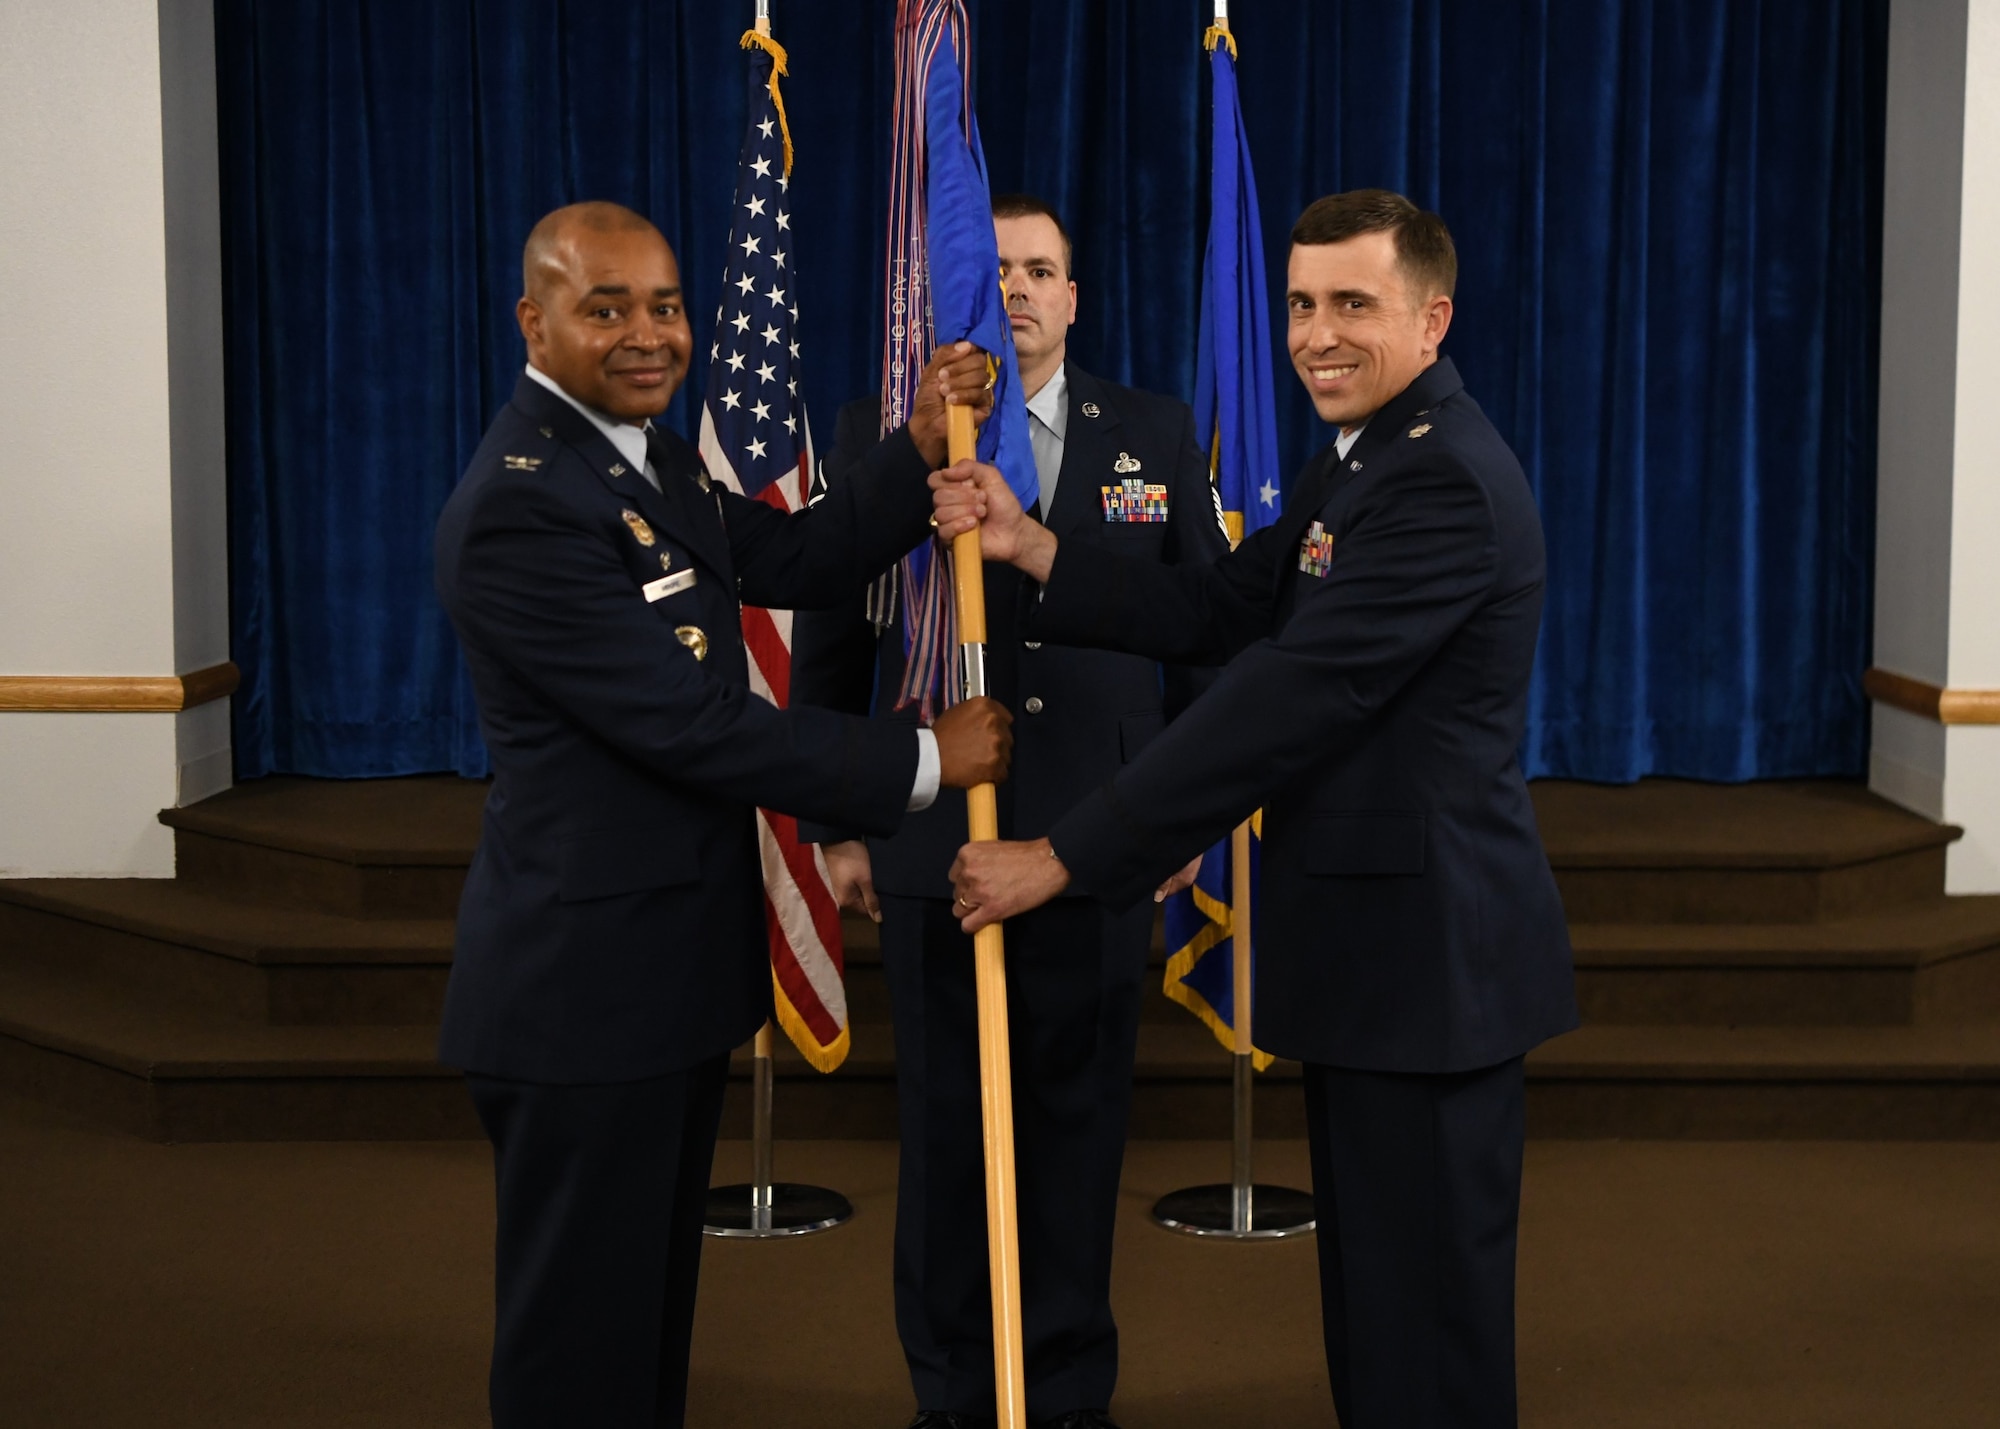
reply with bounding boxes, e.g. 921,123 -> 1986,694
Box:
906,1414 -> 987,1429
1034,1413 -> 1121,1429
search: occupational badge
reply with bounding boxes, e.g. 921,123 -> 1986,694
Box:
1407,423 -> 1433,439
674,625 -> 709,661
621,509 -> 656,546
1100,477 -> 1169,523
1298,520 -> 1335,577
502,455 -> 543,471
1112,451 -> 1142,474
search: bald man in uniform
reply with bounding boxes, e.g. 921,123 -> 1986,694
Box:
434,202 -> 1011,1428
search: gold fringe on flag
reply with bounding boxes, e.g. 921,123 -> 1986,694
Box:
1203,23 -> 1238,59
739,29 -> 796,178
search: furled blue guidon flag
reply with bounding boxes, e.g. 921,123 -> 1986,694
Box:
1163,21 -> 1281,1067
873,0 -> 1036,720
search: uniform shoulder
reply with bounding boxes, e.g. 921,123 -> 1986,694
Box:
1076,369 -> 1191,429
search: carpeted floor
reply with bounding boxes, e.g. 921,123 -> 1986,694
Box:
2,1092 -> 1997,1427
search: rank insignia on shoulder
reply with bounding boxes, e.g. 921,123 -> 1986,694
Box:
1101,477 -> 1169,523
1113,451 -> 1142,475
674,625 -> 709,661
1299,520 -> 1335,577
502,455 -> 543,471
1081,401 -> 1101,418
621,509 -> 656,546
1408,423 -> 1433,439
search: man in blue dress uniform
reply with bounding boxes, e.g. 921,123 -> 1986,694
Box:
433,202 -> 1011,1429
791,196 -> 1227,1429
938,190 -> 1579,1429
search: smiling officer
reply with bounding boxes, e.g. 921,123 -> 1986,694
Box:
937,189 -> 1578,1429
433,201 -> 1012,1429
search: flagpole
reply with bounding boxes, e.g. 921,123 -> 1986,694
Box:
704,0 -> 855,1238
1151,0 -> 1313,1242
949,402 -> 1029,1429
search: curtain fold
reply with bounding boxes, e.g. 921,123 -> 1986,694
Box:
217,0 -> 1886,783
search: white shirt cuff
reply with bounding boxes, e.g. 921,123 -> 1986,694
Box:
908,728 -> 942,811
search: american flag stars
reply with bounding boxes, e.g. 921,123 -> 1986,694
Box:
698,67 -> 809,503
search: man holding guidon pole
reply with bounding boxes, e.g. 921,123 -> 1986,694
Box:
939,189 -> 1580,1429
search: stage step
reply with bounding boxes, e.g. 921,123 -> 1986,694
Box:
3,776 -> 1997,1141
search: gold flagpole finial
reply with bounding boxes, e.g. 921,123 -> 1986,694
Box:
739,17 -> 795,177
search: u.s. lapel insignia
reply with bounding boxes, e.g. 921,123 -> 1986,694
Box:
1407,423 -> 1434,439
1113,451 -> 1142,475
674,625 -> 709,661
621,509 -> 656,547
1298,520 -> 1335,576
609,462 -> 627,478
502,455 -> 543,471
1081,401 -> 1101,418
1100,476 -> 1169,523
1349,459 -> 1362,470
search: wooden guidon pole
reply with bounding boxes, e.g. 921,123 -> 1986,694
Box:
946,401 -> 1028,1428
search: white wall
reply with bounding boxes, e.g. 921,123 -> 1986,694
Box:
1872,0 -> 2000,893
0,0 -> 229,877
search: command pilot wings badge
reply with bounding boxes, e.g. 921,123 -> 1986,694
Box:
1299,520 -> 1335,576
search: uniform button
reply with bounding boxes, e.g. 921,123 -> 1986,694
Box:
1023,641 -> 1042,650
1024,696 -> 1045,715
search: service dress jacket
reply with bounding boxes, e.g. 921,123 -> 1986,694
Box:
1034,358 -> 1579,1074
434,373 -> 933,1084
792,366 -> 1228,896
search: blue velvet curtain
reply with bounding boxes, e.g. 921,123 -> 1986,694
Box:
217,0 -> 1887,782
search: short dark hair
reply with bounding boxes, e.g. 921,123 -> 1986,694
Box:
1290,189 -> 1456,302
991,192 -> 1073,276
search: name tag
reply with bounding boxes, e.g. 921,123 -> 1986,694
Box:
643,568 -> 697,602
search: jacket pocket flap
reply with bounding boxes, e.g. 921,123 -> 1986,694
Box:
1303,813 -> 1427,877
558,827 -> 699,902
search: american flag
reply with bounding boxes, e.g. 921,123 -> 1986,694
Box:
697,34 -> 849,1073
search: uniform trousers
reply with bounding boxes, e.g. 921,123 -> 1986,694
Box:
1302,1055 -> 1527,1429
467,1052 -> 730,1429
880,893 -> 1154,1421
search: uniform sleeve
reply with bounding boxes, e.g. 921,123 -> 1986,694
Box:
440,470 -> 918,837
719,419 -> 934,612
1157,401 -> 1233,720
1049,456 -> 1501,909
790,401 -> 895,847
1030,510 -> 1282,667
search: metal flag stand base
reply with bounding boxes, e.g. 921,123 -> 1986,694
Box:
704,1024 -> 853,1239
1151,1050 -> 1314,1239
1152,816 -> 1314,1240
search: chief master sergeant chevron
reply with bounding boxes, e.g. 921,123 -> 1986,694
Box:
433,201 -> 1011,1429
937,189 -> 1578,1429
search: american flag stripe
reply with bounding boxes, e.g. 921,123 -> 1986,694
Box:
697,35 -> 850,1074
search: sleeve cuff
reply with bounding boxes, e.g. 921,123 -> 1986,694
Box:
908,727 -> 942,811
